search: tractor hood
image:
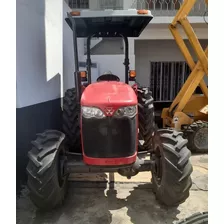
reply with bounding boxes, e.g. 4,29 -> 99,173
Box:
81,81 -> 137,108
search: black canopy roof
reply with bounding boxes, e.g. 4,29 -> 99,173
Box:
65,10 -> 153,38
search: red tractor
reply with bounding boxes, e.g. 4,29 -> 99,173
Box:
26,9 -> 193,210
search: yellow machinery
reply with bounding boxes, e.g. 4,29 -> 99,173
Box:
161,0 -> 208,153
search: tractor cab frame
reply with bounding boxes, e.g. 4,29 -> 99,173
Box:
63,9 -> 154,168
65,9 -> 153,100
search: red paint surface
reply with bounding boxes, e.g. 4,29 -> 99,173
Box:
83,152 -> 137,166
81,81 -> 137,116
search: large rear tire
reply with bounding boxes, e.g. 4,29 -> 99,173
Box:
183,120 -> 208,153
26,130 -> 68,211
137,87 -> 156,151
175,212 -> 208,224
62,88 -> 81,152
151,129 -> 193,206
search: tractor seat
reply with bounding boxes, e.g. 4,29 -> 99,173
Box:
97,71 -> 120,82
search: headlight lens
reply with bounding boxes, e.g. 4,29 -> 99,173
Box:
82,106 -> 105,119
114,106 -> 137,118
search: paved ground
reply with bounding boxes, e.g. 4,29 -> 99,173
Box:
16,154 -> 208,224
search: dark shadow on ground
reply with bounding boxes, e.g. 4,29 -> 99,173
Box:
28,181 -> 179,224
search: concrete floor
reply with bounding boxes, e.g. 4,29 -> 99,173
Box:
16,154 -> 208,224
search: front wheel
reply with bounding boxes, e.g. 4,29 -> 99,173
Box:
151,129 -> 193,206
26,130 -> 68,210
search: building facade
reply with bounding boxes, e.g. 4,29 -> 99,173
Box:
65,0 -> 208,98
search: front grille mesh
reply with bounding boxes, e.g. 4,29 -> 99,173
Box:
82,116 -> 137,158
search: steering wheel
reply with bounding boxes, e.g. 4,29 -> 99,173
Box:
97,74 -> 120,82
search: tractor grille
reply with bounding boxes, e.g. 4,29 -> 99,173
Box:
82,116 -> 137,158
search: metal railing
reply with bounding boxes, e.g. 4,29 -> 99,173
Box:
67,0 -> 207,16
131,0 -> 208,16
67,0 -> 123,10
149,61 -> 191,102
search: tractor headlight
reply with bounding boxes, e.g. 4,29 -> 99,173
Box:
114,106 -> 137,118
82,106 -> 105,119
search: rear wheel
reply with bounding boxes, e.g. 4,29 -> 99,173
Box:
137,87 -> 156,151
183,120 -> 208,153
62,88 -> 81,152
175,212 -> 208,224
26,130 -> 68,210
151,129 -> 193,206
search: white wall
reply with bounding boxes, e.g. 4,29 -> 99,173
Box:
135,39 -> 208,86
150,16 -> 208,25
16,0 -> 63,108
139,24 -> 208,40
16,0 -> 86,108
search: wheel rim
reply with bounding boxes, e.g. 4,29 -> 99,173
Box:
194,127 -> 208,150
152,146 -> 163,186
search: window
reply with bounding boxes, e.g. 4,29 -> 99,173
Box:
99,0 -> 123,10
68,0 -> 89,9
149,61 -> 191,102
